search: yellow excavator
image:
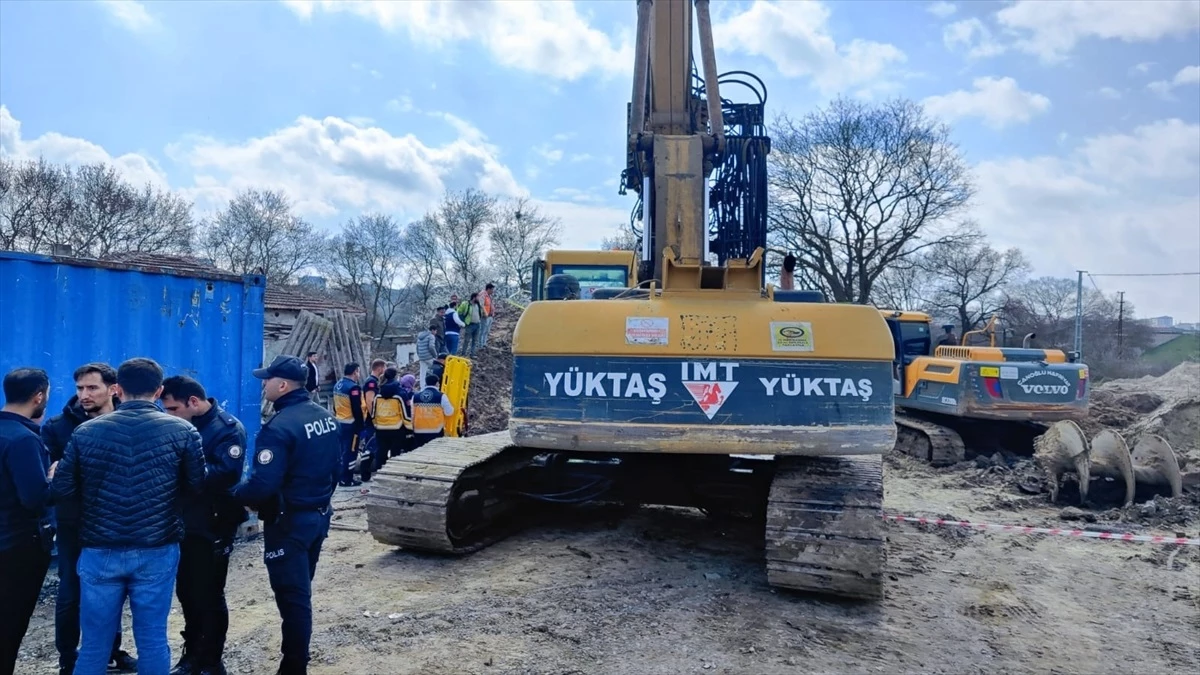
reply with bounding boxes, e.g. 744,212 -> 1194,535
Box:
367,0 -> 897,600
883,311 -> 1090,466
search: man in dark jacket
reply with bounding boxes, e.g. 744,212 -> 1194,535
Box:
0,367 -> 55,674
160,376 -> 247,675
41,362 -> 137,675
51,358 -> 206,675
233,355 -> 340,675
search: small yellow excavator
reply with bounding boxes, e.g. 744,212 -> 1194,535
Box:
368,0 -> 897,601
882,310 -> 1090,465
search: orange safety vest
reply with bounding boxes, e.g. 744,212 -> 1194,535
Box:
411,386 -> 449,434
373,396 -> 403,430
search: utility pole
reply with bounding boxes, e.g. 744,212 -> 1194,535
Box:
1073,270 -> 1085,360
1117,291 -> 1125,360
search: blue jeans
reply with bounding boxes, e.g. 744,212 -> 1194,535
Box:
75,544 -> 180,675
445,332 -> 460,355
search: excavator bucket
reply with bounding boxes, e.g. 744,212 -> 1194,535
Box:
1130,434 -> 1183,500
1086,430 -> 1135,507
1033,420 -> 1091,503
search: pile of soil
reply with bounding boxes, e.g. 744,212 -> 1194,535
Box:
1083,361 -> 1200,469
464,308 -> 519,435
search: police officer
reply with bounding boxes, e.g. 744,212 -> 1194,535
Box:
232,355 -> 339,675
332,364 -> 364,487
160,375 -> 247,675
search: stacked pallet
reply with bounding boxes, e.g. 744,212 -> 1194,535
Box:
260,309 -> 370,419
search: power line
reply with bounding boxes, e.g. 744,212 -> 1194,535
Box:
1087,272 -> 1200,277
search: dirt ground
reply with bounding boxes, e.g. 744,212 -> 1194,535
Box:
14,325 -> 1200,674
14,453 -> 1199,675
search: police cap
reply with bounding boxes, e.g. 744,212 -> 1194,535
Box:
253,355 -> 308,382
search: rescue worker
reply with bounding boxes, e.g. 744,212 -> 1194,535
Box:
358,360 -> 385,481
410,374 -> 455,452
937,324 -> 958,347
478,283 -> 496,349
396,374 -> 417,456
332,364 -> 364,487
160,376 -> 248,675
40,362 -> 137,675
371,368 -> 404,468
232,355 -> 340,675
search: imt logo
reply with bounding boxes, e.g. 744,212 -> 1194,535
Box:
680,362 -> 739,420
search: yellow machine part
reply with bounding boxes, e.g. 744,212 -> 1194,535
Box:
509,294 -> 898,456
440,355 -> 471,438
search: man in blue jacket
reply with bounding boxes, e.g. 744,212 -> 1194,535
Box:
0,367 -> 55,675
233,355 -> 340,675
160,375 -> 248,675
52,358 -> 206,675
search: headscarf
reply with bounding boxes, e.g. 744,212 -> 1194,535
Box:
400,374 -> 417,393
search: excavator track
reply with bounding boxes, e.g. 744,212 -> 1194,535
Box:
764,454 -> 886,601
365,431 -> 536,553
895,414 -> 967,466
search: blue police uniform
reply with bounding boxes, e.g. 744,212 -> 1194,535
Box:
233,356 -> 340,675
174,398 -> 247,675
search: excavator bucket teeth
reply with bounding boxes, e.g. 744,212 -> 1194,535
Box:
1033,420 -> 1090,504
1131,434 -> 1183,500
1087,430 -> 1135,507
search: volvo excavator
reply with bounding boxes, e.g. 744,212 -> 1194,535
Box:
366,0 -> 897,601
884,311 -> 1091,466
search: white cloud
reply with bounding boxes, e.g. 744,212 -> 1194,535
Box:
922,77 -> 1050,129
386,96 -> 414,113
995,0 -> 1200,62
280,0 -> 633,81
927,2 -> 957,19
1147,65 -> 1200,98
533,144 -> 564,164
0,104 -> 169,189
973,119 -> 1200,321
97,0 -> 157,32
712,0 -> 906,95
1096,86 -> 1122,100
166,113 -> 522,218
1132,61 -> 1156,75
943,18 -> 1006,59
0,105 -> 628,251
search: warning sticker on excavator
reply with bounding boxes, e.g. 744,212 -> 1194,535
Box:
625,317 -> 669,345
770,322 -> 814,352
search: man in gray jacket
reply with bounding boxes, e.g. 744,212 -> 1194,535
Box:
416,322 -> 440,383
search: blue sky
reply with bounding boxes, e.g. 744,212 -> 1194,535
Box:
2,0 -> 1198,320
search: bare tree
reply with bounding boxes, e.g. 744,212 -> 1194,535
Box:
201,188 -> 326,282
601,226 -> 640,252
0,157 -> 194,257
0,157 -> 74,252
429,188 -> 496,289
398,216 -> 447,324
768,96 -> 974,303
871,258 -> 934,312
920,229 -> 1030,332
488,196 -> 561,292
68,163 -> 194,257
325,213 -> 407,343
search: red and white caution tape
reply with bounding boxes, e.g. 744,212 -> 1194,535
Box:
883,514 -> 1200,546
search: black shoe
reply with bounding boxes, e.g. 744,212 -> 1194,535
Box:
109,649 -> 138,672
169,648 -> 196,675
198,662 -> 228,675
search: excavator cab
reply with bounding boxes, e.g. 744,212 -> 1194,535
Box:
530,250 -> 639,301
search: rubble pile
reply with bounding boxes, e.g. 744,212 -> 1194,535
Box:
1083,361 -> 1200,472
464,308 -> 520,435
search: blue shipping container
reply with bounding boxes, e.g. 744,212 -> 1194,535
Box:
0,251 -> 266,446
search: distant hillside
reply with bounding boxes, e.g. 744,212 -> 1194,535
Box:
1142,334 -> 1200,369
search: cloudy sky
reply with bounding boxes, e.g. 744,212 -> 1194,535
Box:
2,0 -> 1198,321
